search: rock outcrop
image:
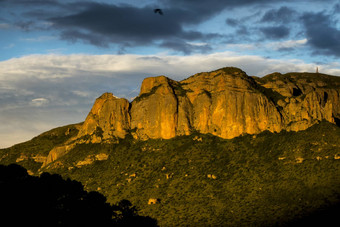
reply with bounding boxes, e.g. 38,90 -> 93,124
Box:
43,144 -> 75,167
43,67 -> 340,166
180,68 -> 283,138
77,92 -> 131,142
253,72 -> 340,131
75,67 -> 340,140
130,76 -> 179,139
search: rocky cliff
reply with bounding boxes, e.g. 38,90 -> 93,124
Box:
77,92 -> 130,142
43,67 -> 340,166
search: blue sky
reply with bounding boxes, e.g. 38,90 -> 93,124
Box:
0,0 -> 340,148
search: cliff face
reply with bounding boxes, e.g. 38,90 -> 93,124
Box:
43,67 -> 340,165
77,92 -> 130,142
180,68 -> 283,138
254,72 -> 339,131
76,67 -> 340,140
43,93 -> 131,166
130,76 -> 178,139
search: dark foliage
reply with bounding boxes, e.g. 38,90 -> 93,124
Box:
283,199 -> 340,226
0,164 -> 157,226
335,117 -> 340,127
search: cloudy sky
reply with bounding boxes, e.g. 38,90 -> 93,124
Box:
0,0 -> 340,148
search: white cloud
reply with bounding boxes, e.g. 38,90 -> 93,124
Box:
266,39 -> 308,50
186,42 -> 210,47
30,98 -> 49,107
0,52 -> 339,148
2,52 -> 338,81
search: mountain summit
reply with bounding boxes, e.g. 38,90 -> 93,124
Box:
43,67 -> 340,166
79,67 -> 339,139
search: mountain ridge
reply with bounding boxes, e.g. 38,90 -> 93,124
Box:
36,67 -> 340,166
69,68 -> 340,139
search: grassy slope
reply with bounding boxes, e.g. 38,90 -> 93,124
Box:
0,123 -> 80,173
35,121 -> 340,226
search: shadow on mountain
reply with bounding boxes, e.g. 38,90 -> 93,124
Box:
0,164 -> 158,226
283,200 -> 340,226
334,117 -> 340,127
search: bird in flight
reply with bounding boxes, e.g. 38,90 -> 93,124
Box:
154,8 -> 163,15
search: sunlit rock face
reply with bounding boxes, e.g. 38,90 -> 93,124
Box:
130,76 -> 179,139
43,67 -> 340,165
77,92 -> 131,140
180,68 -> 283,139
77,67 -> 340,141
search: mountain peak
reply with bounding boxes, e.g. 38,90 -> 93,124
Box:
212,66 -> 246,75
98,92 -> 119,100
140,75 -> 171,95
42,67 -> 340,165
81,67 -> 339,142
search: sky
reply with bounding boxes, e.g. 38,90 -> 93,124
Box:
0,0 -> 340,148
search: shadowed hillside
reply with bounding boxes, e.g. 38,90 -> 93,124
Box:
0,164 -> 157,226
23,121 -> 340,226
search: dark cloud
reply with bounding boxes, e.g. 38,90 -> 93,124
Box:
50,4 -> 181,43
260,6 -> 296,24
334,3 -> 340,13
48,2 -> 222,52
301,11 -> 340,56
162,0 -> 233,19
59,29 -> 112,47
2,0 -> 226,53
162,0 -> 288,12
0,0 -> 60,5
236,26 -> 251,36
14,20 -> 35,31
260,25 -> 290,39
1,0 -> 339,55
226,18 -> 238,27
46,0 -> 312,52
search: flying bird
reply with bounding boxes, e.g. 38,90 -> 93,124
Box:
154,8 -> 163,15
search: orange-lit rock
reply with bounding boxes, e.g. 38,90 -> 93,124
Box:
43,67 -> 340,166
78,92 -> 131,140
180,68 -> 283,138
130,76 -> 178,139
79,68 -> 340,140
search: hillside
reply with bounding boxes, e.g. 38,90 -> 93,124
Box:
2,121 -> 340,226
0,123 -> 81,174
1,67 -> 340,226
